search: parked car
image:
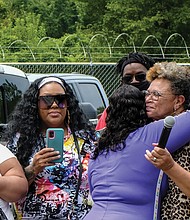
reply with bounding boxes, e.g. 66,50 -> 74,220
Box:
0,64 -> 30,142
27,73 -> 109,125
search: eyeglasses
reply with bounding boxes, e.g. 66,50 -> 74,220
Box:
143,90 -> 162,101
144,90 -> 177,101
38,94 -> 69,109
122,73 -> 146,84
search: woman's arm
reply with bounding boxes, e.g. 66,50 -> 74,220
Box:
145,145 -> 190,198
0,157 -> 28,202
165,161 -> 190,198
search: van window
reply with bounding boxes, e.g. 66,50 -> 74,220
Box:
0,88 -> 4,123
0,74 -> 29,124
77,83 -> 106,114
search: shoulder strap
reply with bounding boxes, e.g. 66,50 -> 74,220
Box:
73,132 -> 83,204
153,170 -> 164,220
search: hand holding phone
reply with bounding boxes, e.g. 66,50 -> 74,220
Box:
46,128 -> 64,163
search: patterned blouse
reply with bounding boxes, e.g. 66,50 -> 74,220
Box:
8,130 -> 95,220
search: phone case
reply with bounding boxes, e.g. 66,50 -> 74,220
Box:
46,128 -> 64,163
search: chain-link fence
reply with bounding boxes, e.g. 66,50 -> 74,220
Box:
5,61 -> 190,97
7,63 -> 120,98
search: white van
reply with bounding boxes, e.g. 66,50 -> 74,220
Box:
0,64 -> 30,139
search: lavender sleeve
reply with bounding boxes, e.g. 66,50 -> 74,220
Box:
142,111 -> 190,153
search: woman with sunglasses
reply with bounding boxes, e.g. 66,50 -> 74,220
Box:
96,51 -> 155,131
5,76 -> 96,219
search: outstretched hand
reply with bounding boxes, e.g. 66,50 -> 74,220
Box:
145,143 -> 175,172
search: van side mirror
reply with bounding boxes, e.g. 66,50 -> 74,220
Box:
79,102 -> 97,121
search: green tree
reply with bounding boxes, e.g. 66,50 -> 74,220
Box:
0,0 -> 190,62
73,0 -> 108,31
26,0 -> 79,38
103,0 -> 190,45
100,0 -> 190,60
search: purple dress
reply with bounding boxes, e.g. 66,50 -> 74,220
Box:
84,111 -> 190,220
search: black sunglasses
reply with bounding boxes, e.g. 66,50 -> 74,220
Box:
38,94 -> 69,109
122,73 -> 146,84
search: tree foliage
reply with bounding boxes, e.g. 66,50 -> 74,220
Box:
0,0 -> 190,62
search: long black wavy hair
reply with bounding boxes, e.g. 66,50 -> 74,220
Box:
93,84 -> 147,159
5,76 -> 93,167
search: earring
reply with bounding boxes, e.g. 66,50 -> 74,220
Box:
172,107 -> 177,116
173,107 -> 177,116
67,110 -> 70,125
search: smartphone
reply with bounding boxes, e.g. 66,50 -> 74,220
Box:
46,128 -> 64,163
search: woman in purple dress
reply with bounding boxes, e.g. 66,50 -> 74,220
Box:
84,83 -> 190,220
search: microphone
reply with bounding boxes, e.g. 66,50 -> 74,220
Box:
158,116 -> 175,148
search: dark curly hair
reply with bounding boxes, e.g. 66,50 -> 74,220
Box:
5,76 -> 93,167
93,84 -> 147,159
115,52 -> 155,91
116,51 -> 155,77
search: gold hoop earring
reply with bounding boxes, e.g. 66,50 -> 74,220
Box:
67,110 -> 70,125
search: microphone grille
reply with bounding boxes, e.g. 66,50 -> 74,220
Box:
164,116 -> 175,128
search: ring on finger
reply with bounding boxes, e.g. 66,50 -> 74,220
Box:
152,157 -> 157,162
